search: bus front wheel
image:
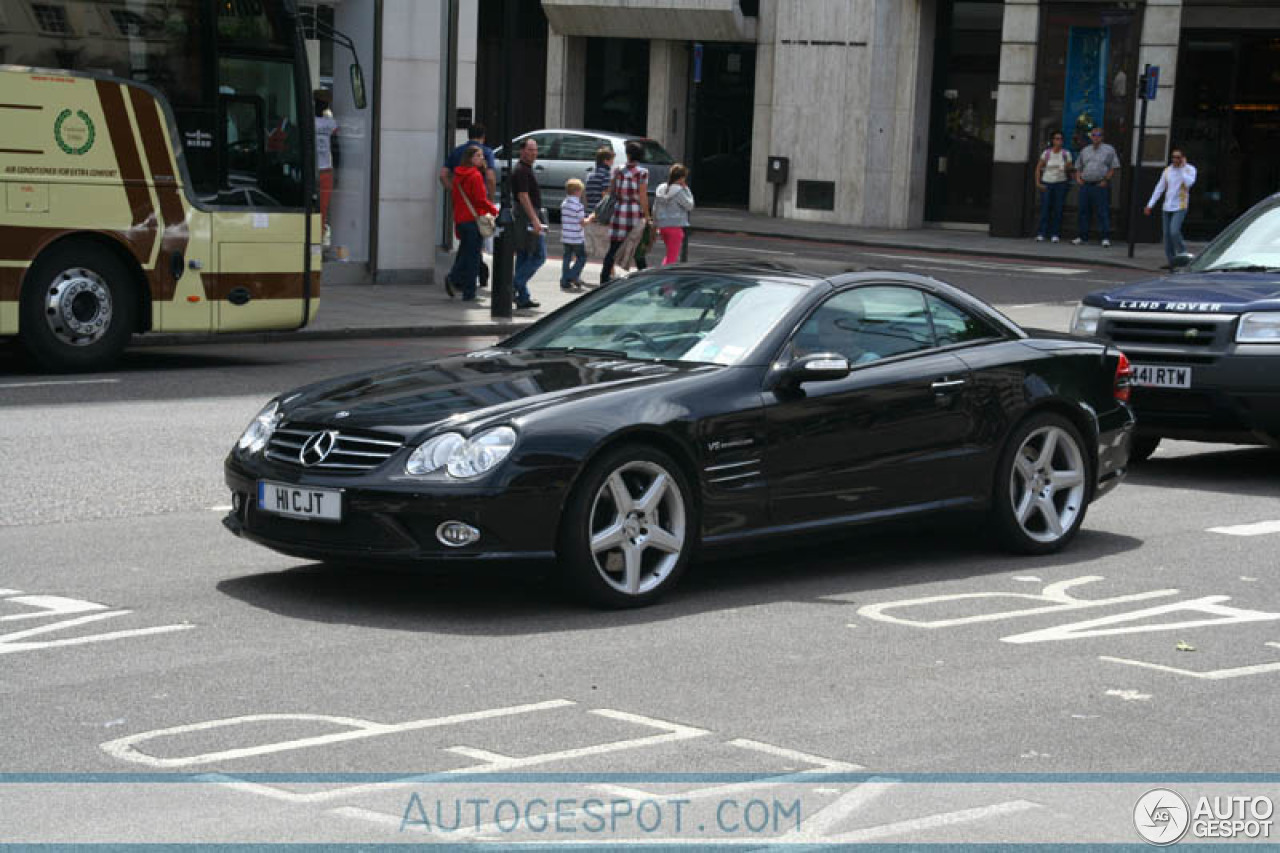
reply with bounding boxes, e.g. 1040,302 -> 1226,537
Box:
20,242 -> 138,372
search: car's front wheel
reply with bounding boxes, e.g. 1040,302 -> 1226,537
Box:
559,444 -> 696,608
991,412 -> 1091,554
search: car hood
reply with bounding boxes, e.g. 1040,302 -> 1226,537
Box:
1085,272 -> 1280,313
277,349 -> 717,438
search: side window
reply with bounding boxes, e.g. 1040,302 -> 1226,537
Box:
523,132 -> 558,159
926,294 -> 1002,346
559,134 -> 609,161
793,286 -> 933,365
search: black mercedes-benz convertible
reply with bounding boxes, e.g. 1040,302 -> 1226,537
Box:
225,263 -> 1135,607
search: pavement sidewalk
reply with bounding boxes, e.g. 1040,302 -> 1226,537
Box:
138,207 -> 1165,346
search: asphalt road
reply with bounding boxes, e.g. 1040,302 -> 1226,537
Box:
2,246 -> 1278,847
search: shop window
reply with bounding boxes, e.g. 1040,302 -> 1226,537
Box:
797,180 -> 835,211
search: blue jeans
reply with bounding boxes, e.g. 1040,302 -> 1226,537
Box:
514,234 -> 546,304
1037,182 -> 1069,239
561,243 -> 586,285
1162,208 -> 1188,266
447,220 -> 482,299
1077,183 -> 1111,241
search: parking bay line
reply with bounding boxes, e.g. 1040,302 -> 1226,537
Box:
1209,520 -> 1280,537
0,378 -> 121,389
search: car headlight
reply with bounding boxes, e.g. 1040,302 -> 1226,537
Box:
1070,304 -> 1103,336
236,400 -> 280,454
405,426 -> 517,479
1236,312 -> 1280,343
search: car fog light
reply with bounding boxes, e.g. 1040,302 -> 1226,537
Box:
437,521 -> 480,547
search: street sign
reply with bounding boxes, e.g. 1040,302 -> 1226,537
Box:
693,42 -> 703,84
1142,65 -> 1160,101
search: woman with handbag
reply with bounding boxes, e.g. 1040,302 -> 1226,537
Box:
447,145 -> 498,302
598,140 -> 650,284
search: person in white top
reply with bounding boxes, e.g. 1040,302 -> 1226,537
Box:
313,90 -> 339,241
1034,131 -> 1073,243
1145,147 -> 1197,268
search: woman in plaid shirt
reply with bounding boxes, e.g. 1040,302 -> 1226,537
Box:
599,140 -> 651,284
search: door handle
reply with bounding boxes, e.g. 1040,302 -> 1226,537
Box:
931,378 -> 966,392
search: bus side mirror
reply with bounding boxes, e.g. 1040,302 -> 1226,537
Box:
350,63 -> 367,110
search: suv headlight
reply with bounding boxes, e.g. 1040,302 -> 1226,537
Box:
1236,312 -> 1280,343
405,426 -> 517,479
236,400 -> 280,454
1070,304 -> 1103,336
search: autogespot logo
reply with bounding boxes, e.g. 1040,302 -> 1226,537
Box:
1135,788 -> 1191,846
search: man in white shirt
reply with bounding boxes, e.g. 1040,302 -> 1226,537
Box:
1145,148 -> 1197,269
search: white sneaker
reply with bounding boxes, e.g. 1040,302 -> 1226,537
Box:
1071,237 -> 1085,245
1035,235 -> 1045,242
1101,239 -> 1111,248
1051,236 -> 1060,243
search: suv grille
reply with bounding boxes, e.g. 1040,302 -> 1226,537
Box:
265,424 -> 403,472
1099,313 -> 1234,351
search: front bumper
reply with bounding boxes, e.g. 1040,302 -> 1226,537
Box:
1127,353 -> 1280,443
224,458 -> 563,564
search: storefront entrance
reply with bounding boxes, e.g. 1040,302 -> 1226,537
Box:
688,43 -> 755,207
1173,33 -> 1280,239
925,1 -> 1002,224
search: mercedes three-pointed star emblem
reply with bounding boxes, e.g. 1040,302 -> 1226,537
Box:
299,430 -> 338,466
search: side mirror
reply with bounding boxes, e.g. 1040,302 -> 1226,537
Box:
782,353 -> 851,387
1172,252 -> 1195,271
349,63 -> 367,110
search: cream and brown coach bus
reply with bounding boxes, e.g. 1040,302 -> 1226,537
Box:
1,0 -> 359,371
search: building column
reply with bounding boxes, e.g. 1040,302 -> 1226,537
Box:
545,29 -> 586,129
646,40 -> 689,160
376,0 -> 447,282
989,0 -> 1039,238
455,0 -> 479,141
747,0 -> 777,217
1131,0 -> 1183,243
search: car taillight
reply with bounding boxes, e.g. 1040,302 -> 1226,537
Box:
1113,350 -> 1132,402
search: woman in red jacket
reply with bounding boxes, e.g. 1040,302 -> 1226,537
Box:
447,145 -> 499,301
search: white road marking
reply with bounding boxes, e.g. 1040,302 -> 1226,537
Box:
689,242 -> 795,256
208,505 -> 233,512
1101,643 -> 1280,681
0,611 -> 193,655
1105,689 -> 1152,702
1001,596 -> 1280,644
1012,576 -> 1042,583
726,737 -> 862,771
101,700 -> 576,768
1209,520 -> 1280,537
0,378 -> 121,389
813,799 -> 1040,844
1,595 -> 109,622
778,779 -> 895,841
853,576 -> 1179,629
865,251 -> 1086,275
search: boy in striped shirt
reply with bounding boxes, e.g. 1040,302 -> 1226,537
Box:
560,178 -> 588,291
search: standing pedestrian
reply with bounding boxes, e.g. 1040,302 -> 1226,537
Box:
314,90 -> 338,244
439,124 -> 497,287
584,145 -> 614,210
1073,127 -> 1121,247
445,145 -> 497,302
560,178 -> 588,291
653,164 -> 694,265
1034,131 -> 1072,243
1145,147 -> 1197,269
511,137 -> 546,309
599,140 -> 651,284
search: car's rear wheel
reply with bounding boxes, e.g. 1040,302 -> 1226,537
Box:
559,444 -> 695,608
991,412 -> 1091,554
20,241 -> 137,372
1128,434 -> 1161,463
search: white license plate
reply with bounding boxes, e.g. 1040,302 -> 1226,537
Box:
1131,364 -> 1193,389
257,481 -> 342,522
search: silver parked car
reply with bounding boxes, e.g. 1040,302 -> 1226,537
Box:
496,129 -> 674,213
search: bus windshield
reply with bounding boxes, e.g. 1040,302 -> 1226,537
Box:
0,0 -> 308,209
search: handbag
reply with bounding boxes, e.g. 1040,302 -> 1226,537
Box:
592,192 -> 616,225
458,188 -> 496,237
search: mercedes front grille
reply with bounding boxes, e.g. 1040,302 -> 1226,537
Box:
265,424 -> 404,472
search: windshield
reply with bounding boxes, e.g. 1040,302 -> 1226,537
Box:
511,273 -> 808,365
1189,196 -> 1280,272
630,139 -> 674,165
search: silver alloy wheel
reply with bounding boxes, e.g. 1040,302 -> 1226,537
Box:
44,267 -> 113,347
1009,424 -> 1087,544
588,459 -> 687,596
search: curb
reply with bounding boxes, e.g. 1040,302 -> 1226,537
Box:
132,321 -> 531,348
690,224 -> 1156,272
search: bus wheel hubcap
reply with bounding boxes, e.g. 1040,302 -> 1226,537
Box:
46,268 -> 112,347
